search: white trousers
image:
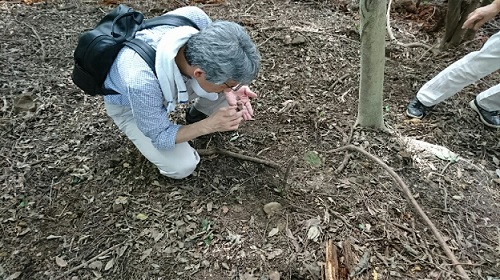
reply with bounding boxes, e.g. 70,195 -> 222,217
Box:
105,93 -> 228,179
417,31 -> 500,112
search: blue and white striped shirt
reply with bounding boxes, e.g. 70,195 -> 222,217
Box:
103,7 -> 212,150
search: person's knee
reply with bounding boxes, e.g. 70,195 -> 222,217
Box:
158,158 -> 199,179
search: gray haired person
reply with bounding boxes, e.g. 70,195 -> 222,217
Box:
102,6 -> 261,179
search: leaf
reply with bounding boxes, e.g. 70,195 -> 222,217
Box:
268,227 -> 279,237
229,133 -> 240,141
115,196 -> 128,205
304,151 -> 322,167
269,270 -> 281,280
493,156 -> 499,166
136,213 -> 148,220
104,258 -> 114,271
433,149 -> 458,162
55,256 -> 67,267
201,219 -> 210,231
6,272 -> 22,280
267,249 -> 283,260
263,202 -> 283,218
117,245 -> 128,258
140,248 -> 153,261
307,226 -> 320,241
88,260 -> 103,270
496,169 -> 500,178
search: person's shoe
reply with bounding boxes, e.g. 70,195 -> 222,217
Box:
406,97 -> 434,119
185,106 -> 208,124
469,99 -> 500,129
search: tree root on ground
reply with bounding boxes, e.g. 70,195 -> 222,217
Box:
329,144 -> 470,280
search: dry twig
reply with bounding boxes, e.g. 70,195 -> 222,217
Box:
54,241 -> 126,279
329,73 -> 349,90
329,145 -> 471,280
197,148 -> 280,169
16,19 -> 46,61
283,156 -> 298,192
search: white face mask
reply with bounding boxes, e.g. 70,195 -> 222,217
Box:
187,78 -> 219,101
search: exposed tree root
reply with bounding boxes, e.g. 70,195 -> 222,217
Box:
329,144 -> 470,280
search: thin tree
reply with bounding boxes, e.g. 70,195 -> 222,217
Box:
356,0 -> 387,129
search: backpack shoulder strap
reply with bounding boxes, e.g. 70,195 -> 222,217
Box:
121,14 -> 200,78
124,38 -> 156,72
143,14 -> 199,30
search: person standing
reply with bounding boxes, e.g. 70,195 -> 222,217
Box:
406,0 -> 500,128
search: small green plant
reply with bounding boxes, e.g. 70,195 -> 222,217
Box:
201,219 -> 210,231
304,151 -> 322,167
204,233 -> 214,246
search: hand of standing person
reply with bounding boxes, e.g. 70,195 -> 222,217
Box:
463,0 -> 500,30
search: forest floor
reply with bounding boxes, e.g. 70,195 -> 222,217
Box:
1,0 -> 499,279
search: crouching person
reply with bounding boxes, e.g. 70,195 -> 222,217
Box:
102,6 -> 260,179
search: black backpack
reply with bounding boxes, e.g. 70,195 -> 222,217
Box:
72,4 -> 199,96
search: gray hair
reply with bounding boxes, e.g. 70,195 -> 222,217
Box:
185,21 -> 260,85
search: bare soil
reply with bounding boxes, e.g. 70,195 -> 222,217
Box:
1,0 -> 499,279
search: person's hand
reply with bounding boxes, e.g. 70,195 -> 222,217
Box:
463,2 -> 500,30
204,106 -> 244,133
224,86 -> 257,120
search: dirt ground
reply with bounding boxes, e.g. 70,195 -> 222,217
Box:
1,0 -> 500,279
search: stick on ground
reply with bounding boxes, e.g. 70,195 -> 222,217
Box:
197,148 -> 280,169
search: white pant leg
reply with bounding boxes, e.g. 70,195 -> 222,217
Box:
476,83 -> 500,111
105,103 -> 200,179
417,31 -> 500,107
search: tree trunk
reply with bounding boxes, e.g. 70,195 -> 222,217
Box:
441,0 -> 480,50
356,0 -> 386,129
463,0 -> 492,41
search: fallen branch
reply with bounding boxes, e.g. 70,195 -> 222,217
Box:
328,145 -> 470,280
197,148 -> 280,169
55,241 -> 125,279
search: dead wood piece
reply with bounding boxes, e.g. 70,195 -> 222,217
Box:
197,148 -> 280,169
325,240 -> 339,280
330,145 -> 471,280
54,241 -> 125,280
334,152 -> 351,174
342,239 -> 355,277
329,73 -> 349,90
